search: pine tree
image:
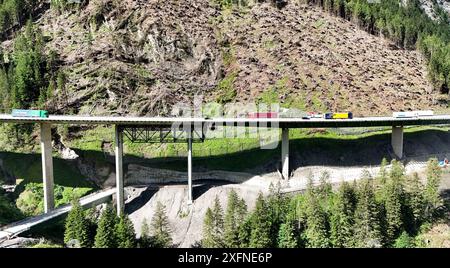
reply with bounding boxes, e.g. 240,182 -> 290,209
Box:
224,189 -> 247,248
317,171 -> 332,200
304,194 -> 330,248
277,219 -> 297,248
267,183 -> 289,247
151,201 -> 172,248
249,193 -> 271,248
389,160 -> 405,182
202,208 -> 216,248
139,218 -> 151,248
424,158 -> 443,220
116,213 -> 136,248
237,215 -> 252,248
405,172 -> 424,231
330,181 -> 356,248
64,198 -> 91,248
354,177 -> 383,248
394,231 -> 414,248
378,158 -> 389,185
383,160 -> 405,245
202,197 -> 224,248
94,206 -> 118,248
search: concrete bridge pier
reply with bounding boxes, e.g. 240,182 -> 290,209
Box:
281,128 -> 289,180
391,125 -> 404,159
115,125 -> 124,215
40,123 -> 54,213
187,130 -> 193,204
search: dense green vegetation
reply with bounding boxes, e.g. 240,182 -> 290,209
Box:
62,200 -> 172,248
202,158 -> 446,248
0,0 -> 35,38
0,152 -> 95,217
309,0 -> 450,92
64,198 -> 92,247
0,19 -> 65,147
0,187 -> 23,225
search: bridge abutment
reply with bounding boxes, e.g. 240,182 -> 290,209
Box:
115,125 -> 124,215
40,123 -> 54,213
281,128 -> 289,179
391,126 -> 404,159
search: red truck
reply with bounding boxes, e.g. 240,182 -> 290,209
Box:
247,112 -> 278,118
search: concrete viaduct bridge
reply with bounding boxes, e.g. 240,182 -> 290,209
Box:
1,114 -> 450,220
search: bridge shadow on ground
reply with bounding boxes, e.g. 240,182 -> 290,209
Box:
124,180 -> 233,214
123,129 -> 450,174
2,129 -> 450,204
0,151 -> 97,198
125,186 -> 159,215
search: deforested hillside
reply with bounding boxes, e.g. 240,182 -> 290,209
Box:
0,0 -> 447,119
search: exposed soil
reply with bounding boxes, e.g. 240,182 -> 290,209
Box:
1,1 -> 444,116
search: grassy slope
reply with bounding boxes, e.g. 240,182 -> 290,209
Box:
66,125 -> 450,172
0,152 -> 97,219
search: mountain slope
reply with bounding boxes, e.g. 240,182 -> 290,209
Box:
217,2 -> 440,115
1,0 -> 447,117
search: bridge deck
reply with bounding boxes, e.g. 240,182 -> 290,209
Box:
0,188 -> 115,242
1,114 -> 450,128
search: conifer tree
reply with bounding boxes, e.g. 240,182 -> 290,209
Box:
267,183 -> 289,247
249,193 -> 271,248
202,197 -> 224,248
383,176 -> 404,244
151,201 -> 172,248
354,176 -> 383,248
224,189 -> 247,248
405,172 -> 424,231
330,181 -> 356,248
64,198 -> 91,248
116,213 -> 136,248
202,208 -> 216,248
277,219 -> 297,248
94,205 -> 118,248
304,194 -> 330,248
237,215 -> 252,248
378,158 -> 389,185
382,160 -> 405,244
394,231 -> 414,248
317,171 -> 332,200
139,218 -> 151,248
424,158 -> 443,220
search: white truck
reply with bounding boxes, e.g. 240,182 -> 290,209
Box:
392,110 -> 434,118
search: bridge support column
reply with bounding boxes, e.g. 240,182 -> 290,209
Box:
391,126 -> 403,159
281,128 -> 289,180
187,131 -> 193,204
115,125 -> 124,215
40,123 -> 54,213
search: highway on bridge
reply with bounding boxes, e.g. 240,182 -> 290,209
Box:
1,114 -> 450,128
